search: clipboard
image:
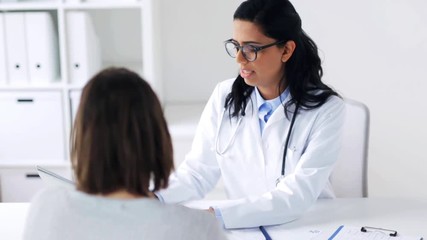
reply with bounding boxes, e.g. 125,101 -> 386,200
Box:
328,225 -> 424,240
36,166 -> 75,189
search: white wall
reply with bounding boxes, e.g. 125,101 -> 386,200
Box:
158,1 -> 427,198
293,0 -> 427,198
158,0 -> 239,103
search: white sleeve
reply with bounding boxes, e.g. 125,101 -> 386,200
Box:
157,82 -> 226,203
218,98 -> 345,229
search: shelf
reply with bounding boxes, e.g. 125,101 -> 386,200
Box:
0,1 -> 142,11
0,0 -> 156,203
62,1 -> 142,10
0,161 -> 70,168
65,83 -> 84,90
64,61 -> 143,90
0,82 -> 65,91
0,1 -> 59,11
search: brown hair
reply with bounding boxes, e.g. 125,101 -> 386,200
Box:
71,67 -> 173,196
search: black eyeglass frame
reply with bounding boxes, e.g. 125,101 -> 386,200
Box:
224,39 -> 286,62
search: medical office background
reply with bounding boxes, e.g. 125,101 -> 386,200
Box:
0,0 -> 426,202
158,0 -> 427,200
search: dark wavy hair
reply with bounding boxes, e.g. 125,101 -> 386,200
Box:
71,67 -> 173,196
225,0 -> 339,118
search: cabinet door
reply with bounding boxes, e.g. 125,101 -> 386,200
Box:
0,91 -> 65,162
69,90 -> 81,125
0,168 -> 43,202
0,166 -> 72,202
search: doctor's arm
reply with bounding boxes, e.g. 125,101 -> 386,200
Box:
217,99 -> 345,229
156,83 -> 225,203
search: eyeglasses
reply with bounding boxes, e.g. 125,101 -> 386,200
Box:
224,39 -> 285,62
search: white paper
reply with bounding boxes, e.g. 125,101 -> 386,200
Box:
226,226 -> 324,240
326,226 -> 423,240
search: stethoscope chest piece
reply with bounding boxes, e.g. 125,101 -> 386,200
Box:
276,175 -> 286,186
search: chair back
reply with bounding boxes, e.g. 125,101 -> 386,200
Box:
330,98 -> 370,198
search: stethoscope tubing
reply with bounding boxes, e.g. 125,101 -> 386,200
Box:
215,110 -> 243,155
215,103 -> 299,185
281,104 -> 299,176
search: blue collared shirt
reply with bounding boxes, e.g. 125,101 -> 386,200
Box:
255,87 -> 290,134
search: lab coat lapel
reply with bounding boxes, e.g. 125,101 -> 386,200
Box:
266,94 -> 293,126
246,91 -> 262,142
246,91 -> 266,164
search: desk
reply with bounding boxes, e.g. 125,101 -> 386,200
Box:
187,198 -> 427,239
0,203 -> 29,240
1,198 -> 426,239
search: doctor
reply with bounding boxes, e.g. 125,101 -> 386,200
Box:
157,0 -> 345,229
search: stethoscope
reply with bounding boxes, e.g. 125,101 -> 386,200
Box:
215,104 -> 299,186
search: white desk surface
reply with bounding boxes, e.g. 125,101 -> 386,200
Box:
0,203 -> 29,240
188,198 -> 427,239
1,198 -> 426,240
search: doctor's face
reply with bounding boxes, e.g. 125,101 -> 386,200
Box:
232,20 -> 286,100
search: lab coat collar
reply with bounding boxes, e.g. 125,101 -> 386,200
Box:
254,87 -> 290,114
265,93 -> 294,126
243,88 -> 294,134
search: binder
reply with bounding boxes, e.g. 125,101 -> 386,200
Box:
66,11 -> 101,84
4,12 -> 29,84
24,12 -> 59,83
36,166 -> 74,189
0,13 -> 8,84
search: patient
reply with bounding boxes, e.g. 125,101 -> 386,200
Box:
23,67 -> 227,240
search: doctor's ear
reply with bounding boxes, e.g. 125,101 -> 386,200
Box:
281,40 -> 296,63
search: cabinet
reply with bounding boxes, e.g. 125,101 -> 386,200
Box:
0,0 -> 160,202
0,91 -> 65,162
0,163 -> 72,202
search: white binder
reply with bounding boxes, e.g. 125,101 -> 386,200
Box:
24,12 -> 59,83
4,13 -> 29,84
0,14 -> 8,84
66,11 -> 101,84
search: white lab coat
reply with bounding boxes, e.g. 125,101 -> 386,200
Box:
159,78 -> 345,229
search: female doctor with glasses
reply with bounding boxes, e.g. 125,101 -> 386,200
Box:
157,0 -> 345,229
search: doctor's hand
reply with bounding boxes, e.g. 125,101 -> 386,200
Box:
206,207 -> 215,215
